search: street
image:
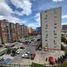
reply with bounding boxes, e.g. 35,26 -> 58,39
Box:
11,42 -> 36,65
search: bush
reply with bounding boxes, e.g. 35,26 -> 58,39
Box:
60,61 -> 67,67
61,37 -> 67,44
64,49 -> 67,55
6,48 -> 12,54
0,50 -> 6,56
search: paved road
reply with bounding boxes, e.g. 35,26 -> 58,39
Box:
11,42 -> 36,64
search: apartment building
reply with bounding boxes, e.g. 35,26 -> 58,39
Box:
16,23 -> 21,40
9,23 -> 17,42
22,25 -> 28,37
40,7 -> 61,50
24,25 -> 28,37
0,20 -> 9,44
21,25 -> 24,37
0,19 -> 29,44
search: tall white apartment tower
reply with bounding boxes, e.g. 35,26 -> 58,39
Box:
40,7 -> 61,50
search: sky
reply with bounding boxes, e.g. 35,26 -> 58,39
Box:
0,0 -> 67,29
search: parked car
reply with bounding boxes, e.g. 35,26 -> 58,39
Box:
16,49 -> 22,54
20,46 -> 25,49
49,56 -> 56,65
22,52 -> 36,60
22,53 -> 29,58
0,45 -> 3,47
31,53 -> 36,60
56,55 -> 67,64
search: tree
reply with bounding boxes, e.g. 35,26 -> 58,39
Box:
61,37 -> 67,44
6,48 -> 11,54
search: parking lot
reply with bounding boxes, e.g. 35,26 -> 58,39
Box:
0,35 -> 65,66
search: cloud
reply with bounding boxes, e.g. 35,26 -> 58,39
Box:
0,15 -> 20,23
27,13 -> 41,29
34,13 -> 40,26
0,0 -> 28,25
52,0 -> 63,2
0,15 -> 27,25
0,0 -> 13,16
62,15 -> 67,19
27,23 -> 39,29
62,22 -> 67,25
11,0 -> 32,16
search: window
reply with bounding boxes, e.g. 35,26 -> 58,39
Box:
54,23 -> 57,25
54,33 -> 57,35
54,26 -> 57,29
54,40 -> 56,45
54,40 -> 56,43
45,43 -> 48,47
54,30 -> 57,35
46,24 -> 48,27
54,46 -> 56,48
45,17 -> 47,19
46,34 -> 48,36
45,15 -> 48,19
45,39 -> 47,41
54,15 -> 57,18
45,21 -> 47,23
54,37 -> 57,38
45,27 -> 48,29
53,30 -> 55,33
45,31 -> 47,32
54,10 -> 57,14
45,24 -> 48,29
45,34 -> 48,38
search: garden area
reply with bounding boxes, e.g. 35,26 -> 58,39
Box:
0,48 -> 18,58
31,62 -> 67,67
24,36 -> 34,40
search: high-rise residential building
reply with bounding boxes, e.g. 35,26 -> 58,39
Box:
23,25 -> 28,37
16,23 -> 21,40
0,19 -> 29,44
0,20 -> 9,44
40,7 -> 61,50
9,23 -> 17,42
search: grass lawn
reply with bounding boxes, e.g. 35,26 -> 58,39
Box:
24,36 -> 33,40
31,62 -> 67,67
0,49 -> 7,56
60,61 -> 67,67
65,49 -> 67,55
31,63 -> 46,67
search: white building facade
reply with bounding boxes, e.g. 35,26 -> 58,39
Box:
40,7 -> 61,50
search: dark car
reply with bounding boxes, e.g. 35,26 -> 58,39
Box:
0,45 -> 3,47
49,56 -> 56,65
31,53 -> 36,60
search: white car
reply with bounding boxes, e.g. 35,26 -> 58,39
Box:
16,49 -> 22,54
22,54 -> 28,58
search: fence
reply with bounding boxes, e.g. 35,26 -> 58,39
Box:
0,64 -> 31,67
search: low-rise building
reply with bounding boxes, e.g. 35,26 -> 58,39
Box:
62,25 -> 67,37
28,27 -> 33,35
